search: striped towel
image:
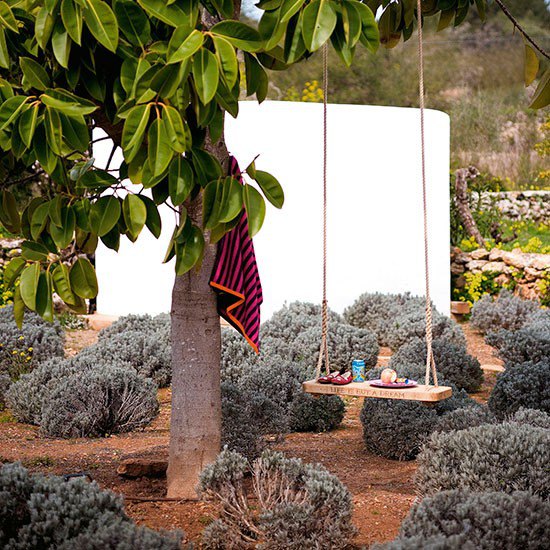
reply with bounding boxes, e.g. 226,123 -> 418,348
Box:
210,157 -> 263,352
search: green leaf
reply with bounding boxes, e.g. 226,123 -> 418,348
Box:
36,271 -> 54,322
44,106 -> 64,155
61,0 -> 83,45
213,36 -> 238,87
524,43 -> 539,87
302,0 -> 337,52
529,68 -> 550,110
284,12 -> 306,64
150,63 -> 183,99
122,103 -> 151,162
69,257 -> 98,299
22,241 -> 49,261
49,206 -> 75,249
52,20 -> 72,68
147,117 -> 173,178
168,155 -> 194,205
59,112 -> 89,152
18,103 -> 39,147
0,190 -> 21,233
114,0 -> 150,48
202,179 -> 221,229
35,7 -> 55,50
122,193 -> 147,239
100,225 -> 120,251
192,48 -> 219,105
48,196 -> 64,227
89,195 -> 121,236
254,170 -> 284,208
167,28 -> 203,64
355,1 -> 379,53
52,262 -> 80,305
41,88 -> 97,116
243,184 -> 266,237
4,257 -> 26,288
191,148 -> 222,187
83,0 -> 119,53
162,105 -> 188,153
0,95 -> 28,131
218,176 -> 243,223
0,27 -> 8,69
437,9 -> 454,32
210,21 -> 263,52
78,169 -> 118,189
175,225 -> 204,275
280,0 -> 305,23
20,57 -> 51,91
20,263 -> 40,310
0,1 -> 19,33
13,285 -> 24,327
137,0 -> 195,27
31,202 -> 50,240
244,53 -> 268,102
33,125 -> 57,173
139,195 -> 162,238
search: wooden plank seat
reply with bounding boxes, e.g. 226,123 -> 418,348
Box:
303,380 -> 453,402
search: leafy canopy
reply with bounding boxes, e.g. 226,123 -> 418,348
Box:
0,0 -> 542,326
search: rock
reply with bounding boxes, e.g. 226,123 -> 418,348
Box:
532,256 -> 550,271
471,248 -> 489,260
117,458 -> 167,479
524,267 -> 541,281
451,262 -> 465,275
466,260 -> 486,272
481,261 -> 507,273
0,238 -> 23,249
494,274 -> 510,286
489,248 -> 506,261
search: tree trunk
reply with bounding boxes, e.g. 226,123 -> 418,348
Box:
167,195 -> 221,498
167,137 -> 230,499
454,166 -> 486,248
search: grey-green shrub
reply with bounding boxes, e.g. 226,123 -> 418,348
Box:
199,449 -> 355,550
361,364 -> 480,460
488,360 -> 550,418
80,328 -> 172,387
221,381 -> 285,460
0,462 -> 182,549
98,313 -> 170,341
398,490 -> 550,550
390,338 -> 483,392
374,534 -> 472,550
41,366 -> 159,438
5,358 -> 80,424
261,301 -> 342,344
0,373 -> 9,410
510,407 -> 550,429
486,323 -> 550,366
292,322 -> 379,371
343,292 -> 425,346
433,406 -> 495,434
288,392 -> 345,433
416,422 -> 550,498
0,306 -> 64,374
471,290 -> 539,334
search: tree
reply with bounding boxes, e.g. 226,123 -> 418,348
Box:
0,0 -> 547,498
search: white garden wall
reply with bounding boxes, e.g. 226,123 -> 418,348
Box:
95,101 -> 451,319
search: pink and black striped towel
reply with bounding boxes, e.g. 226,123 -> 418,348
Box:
210,157 -> 263,353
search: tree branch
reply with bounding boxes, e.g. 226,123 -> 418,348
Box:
493,0 -> 549,60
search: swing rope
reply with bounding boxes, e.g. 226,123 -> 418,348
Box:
315,42 -> 331,379
316,3 -> 439,387
416,0 -> 438,387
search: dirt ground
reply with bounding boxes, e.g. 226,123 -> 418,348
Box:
0,322 -> 500,548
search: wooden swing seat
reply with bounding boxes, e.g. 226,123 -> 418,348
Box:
303,380 -> 452,402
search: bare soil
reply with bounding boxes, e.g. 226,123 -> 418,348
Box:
0,322 -> 498,548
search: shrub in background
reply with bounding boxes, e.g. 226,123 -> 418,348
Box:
416,422 -> 550,499
80,328 -> 172,387
98,313 -> 170,341
488,360 -> 550,418
0,373 -> 9,410
398,490 -> 550,550
486,322 -> 550,366
0,306 -> 64,375
433,406 -> 495,434
199,449 -> 356,550
390,338 -> 483,392
471,290 -> 540,334
288,392 -> 345,433
343,292 -> 425,346
510,407 -> 550,429
41,366 -> 159,438
0,462 -> 182,549
261,301 -> 342,344
373,534 -> 471,549
292,323 -> 379,372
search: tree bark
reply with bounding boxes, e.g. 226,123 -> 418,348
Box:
454,166 -> 486,248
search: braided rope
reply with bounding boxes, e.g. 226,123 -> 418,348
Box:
316,43 -> 331,379
416,0 -> 438,387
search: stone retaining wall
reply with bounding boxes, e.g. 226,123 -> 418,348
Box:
474,191 -> 550,222
451,246 -> 550,301
0,238 -> 22,269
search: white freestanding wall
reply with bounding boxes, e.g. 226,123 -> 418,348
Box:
95,101 -> 451,318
